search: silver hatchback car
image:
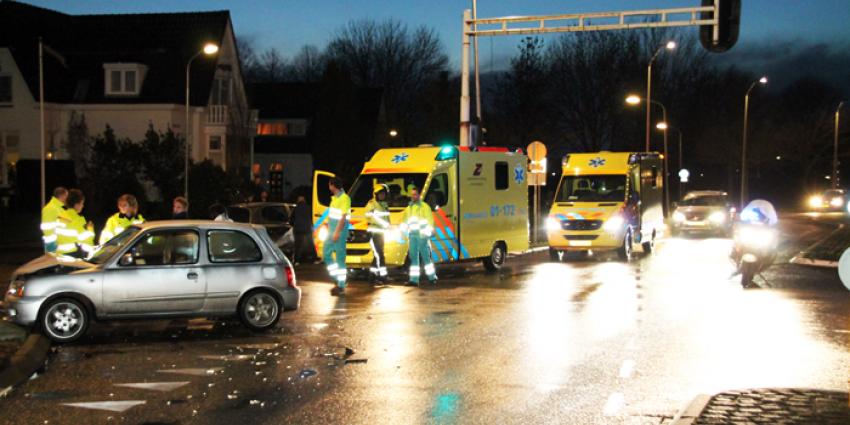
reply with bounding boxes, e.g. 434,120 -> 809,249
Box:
3,221 -> 301,343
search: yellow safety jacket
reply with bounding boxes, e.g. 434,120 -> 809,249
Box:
99,213 -> 145,245
365,199 -> 390,233
40,197 -> 65,247
328,191 -> 351,233
401,201 -> 434,237
56,208 -> 95,256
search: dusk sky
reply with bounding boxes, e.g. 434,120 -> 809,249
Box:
20,0 -> 850,91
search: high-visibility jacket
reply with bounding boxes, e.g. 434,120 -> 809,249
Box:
99,213 -> 145,245
328,191 -> 351,232
401,201 -> 434,237
56,207 -> 95,256
40,197 -> 65,249
365,199 -> 390,233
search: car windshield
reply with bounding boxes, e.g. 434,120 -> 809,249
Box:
823,190 -> 844,197
349,173 -> 428,209
556,175 -> 626,203
680,195 -> 728,207
87,226 -> 141,264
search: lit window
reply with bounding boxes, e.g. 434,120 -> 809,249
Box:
257,122 -> 288,136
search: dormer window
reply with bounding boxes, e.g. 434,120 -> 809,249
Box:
103,63 -> 146,96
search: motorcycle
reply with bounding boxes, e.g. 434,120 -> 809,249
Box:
731,222 -> 778,288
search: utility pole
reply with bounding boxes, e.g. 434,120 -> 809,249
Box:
833,101 -> 845,189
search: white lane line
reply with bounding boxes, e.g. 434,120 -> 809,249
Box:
157,367 -> 222,376
62,400 -> 146,412
114,382 -> 190,392
618,359 -> 635,379
602,392 -> 625,416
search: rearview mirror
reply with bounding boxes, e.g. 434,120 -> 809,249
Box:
119,253 -> 135,266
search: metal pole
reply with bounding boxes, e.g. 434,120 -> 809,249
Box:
833,101 -> 844,188
662,107 -> 669,217
472,0 -> 482,124
39,37 -> 45,209
460,9 -> 472,147
677,130 -> 683,200
185,52 -> 202,200
645,61 -> 652,152
741,90 -> 750,209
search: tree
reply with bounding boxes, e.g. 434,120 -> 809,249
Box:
138,125 -> 185,207
490,37 -> 549,147
82,125 -> 145,222
64,111 -> 89,181
289,45 -> 326,82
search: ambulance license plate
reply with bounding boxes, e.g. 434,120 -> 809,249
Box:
568,240 -> 592,247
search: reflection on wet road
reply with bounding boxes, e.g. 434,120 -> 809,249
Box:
2,224 -> 849,424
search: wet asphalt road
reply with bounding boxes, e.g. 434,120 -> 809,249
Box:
2,214 -> 849,425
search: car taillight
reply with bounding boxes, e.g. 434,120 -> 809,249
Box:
284,266 -> 297,288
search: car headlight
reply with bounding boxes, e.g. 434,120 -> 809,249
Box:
7,280 -> 24,297
603,215 -> 625,232
545,217 -> 561,232
709,211 -> 726,224
738,226 -> 776,248
672,211 -> 685,222
317,225 -> 329,242
808,195 -> 823,208
830,197 -> 843,207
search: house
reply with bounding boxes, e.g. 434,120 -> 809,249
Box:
0,0 -> 252,194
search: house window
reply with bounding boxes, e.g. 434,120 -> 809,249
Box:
257,122 -> 287,136
3,132 -> 19,162
209,135 -> 224,167
104,64 -> 146,96
211,78 -> 231,105
0,76 -> 12,103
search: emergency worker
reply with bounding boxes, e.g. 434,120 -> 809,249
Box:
325,177 -> 351,295
55,189 -> 95,257
100,194 -> 145,244
365,183 -> 390,283
41,187 -> 68,253
401,185 -> 437,286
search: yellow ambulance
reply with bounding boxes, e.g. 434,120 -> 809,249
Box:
546,152 -> 663,261
312,145 -> 529,272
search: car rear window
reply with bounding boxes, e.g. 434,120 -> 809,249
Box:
207,230 -> 262,263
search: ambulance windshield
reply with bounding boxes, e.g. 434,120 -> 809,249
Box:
556,175 -> 627,203
349,173 -> 428,209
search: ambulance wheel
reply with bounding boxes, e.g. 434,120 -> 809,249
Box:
617,231 -> 633,261
548,248 -> 561,262
483,243 -> 506,272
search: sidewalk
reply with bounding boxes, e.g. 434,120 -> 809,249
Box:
790,224 -> 850,267
674,388 -> 850,424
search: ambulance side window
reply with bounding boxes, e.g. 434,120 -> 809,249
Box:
650,166 -> 659,188
495,162 -> 509,190
426,173 -> 449,209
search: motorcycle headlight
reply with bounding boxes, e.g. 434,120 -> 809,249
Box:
738,226 -> 775,248
317,225 -> 329,242
545,217 -> 561,232
709,211 -> 726,224
603,215 -> 625,232
808,195 -> 823,208
673,212 -> 686,222
830,197 -> 843,207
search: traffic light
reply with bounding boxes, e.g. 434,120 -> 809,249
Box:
700,0 -> 741,53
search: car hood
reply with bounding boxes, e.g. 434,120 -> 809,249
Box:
15,254 -> 95,277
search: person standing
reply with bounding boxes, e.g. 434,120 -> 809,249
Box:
172,196 -> 189,219
100,194 -> 145,245
55,189 -> 94,257
41,186 -> 67,253
401,185 -> 437,286
209,203 -> 233,222
325,177 -> 350,296
290,195 -> 316,264
365,184 -> 390,283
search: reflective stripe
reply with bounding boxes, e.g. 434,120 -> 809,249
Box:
378,268 -> 388,277
114,226 -> 125,234
56,228 -> 78,237
409,266 -> 420,275
328,207 -> 346,220
78,231 -> 95,241
424,263 -> 436,275
40,222 -> 58,231
57,243 -> 76,251
42,234 -> 58,243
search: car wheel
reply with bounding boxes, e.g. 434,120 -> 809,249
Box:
617,230 -> 633,261
483,243 -> 506,271
548,247 -> 561,262
41,298 -> 89,343
239,290 -> 281,331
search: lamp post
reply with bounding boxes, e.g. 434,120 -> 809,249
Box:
185,43 -> 219,199
740,76 -> 768,208
659,125 -> 684,200
645,41 -> 676,151
833,101 -> 845,189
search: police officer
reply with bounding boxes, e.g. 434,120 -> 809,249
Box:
41,187 -> 67,253
401,185 -> 437,286
325,177 -> 351,295
365,183 -> 390,283
99,194 -> 145,245
55,189 -> 95,258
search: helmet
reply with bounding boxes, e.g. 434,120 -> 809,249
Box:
373,183 -> 389,195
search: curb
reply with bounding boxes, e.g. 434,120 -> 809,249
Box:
0,332 -> 51,396
669,394 -> 712,425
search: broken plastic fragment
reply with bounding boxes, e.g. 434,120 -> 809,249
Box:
299,369 -> 318,378
62,400 -> 146,413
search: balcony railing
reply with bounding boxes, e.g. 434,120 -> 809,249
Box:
207,105 -> 228,125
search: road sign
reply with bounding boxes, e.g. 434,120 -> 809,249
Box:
527,141 -> 547,187
527,141 -> 547,161
679,168 -> 690,183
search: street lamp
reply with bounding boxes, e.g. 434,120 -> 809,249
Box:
389,129 -> 399,138
740,75 -> 768,208
644,41 -> 676,151
185,42 -> 219,199
833,101 -> 846,189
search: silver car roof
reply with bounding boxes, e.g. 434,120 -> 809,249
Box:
134,220 -> 265,231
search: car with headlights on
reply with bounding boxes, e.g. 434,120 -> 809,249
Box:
3,221 -> 300,343
807,189 -> 846,212
671,191 -> 734,236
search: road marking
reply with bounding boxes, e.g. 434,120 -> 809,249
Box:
602,392 -> 625,416
198,354 -> 254,361
618,359 -> 635,378
114,382 -> 190,392
62,400 -> 146,412
157,368 -> 222,376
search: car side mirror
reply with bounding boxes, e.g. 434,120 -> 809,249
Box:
119,253 -> 135,266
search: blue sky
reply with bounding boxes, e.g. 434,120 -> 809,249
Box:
24,0 -> 850,68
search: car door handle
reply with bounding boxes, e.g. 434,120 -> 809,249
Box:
187,272 -> 198,280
